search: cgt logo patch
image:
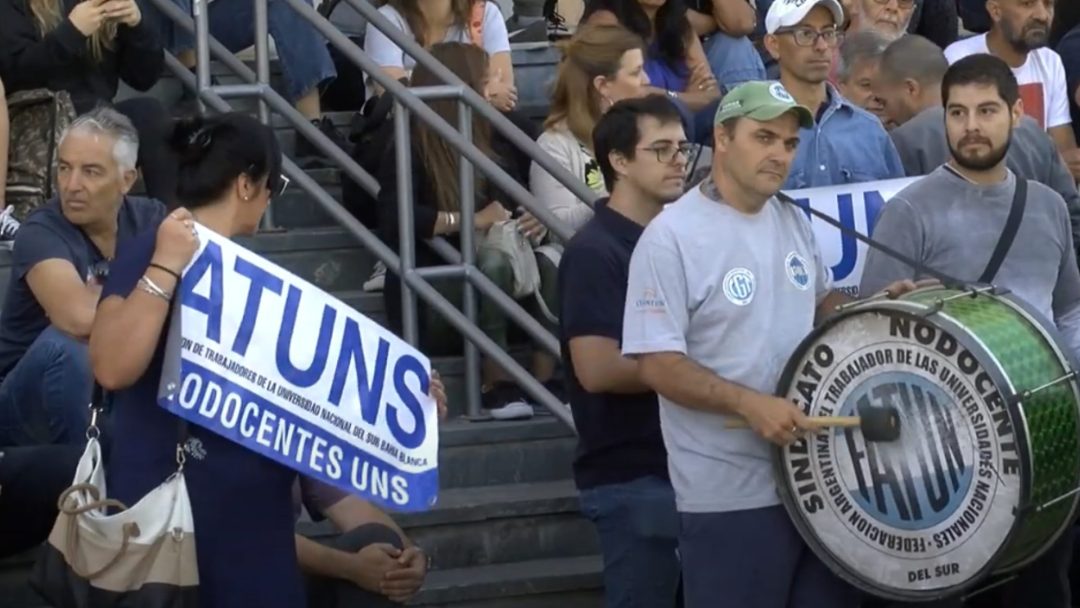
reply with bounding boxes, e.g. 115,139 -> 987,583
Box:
634,287 -> 666,313
723,268 -> 756,306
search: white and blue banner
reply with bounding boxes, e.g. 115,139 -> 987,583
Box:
158,226 -> 439,512
786,177 -> 920,297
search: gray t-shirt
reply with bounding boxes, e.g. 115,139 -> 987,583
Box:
622,185 -> 831,513
860,167 -> 1080,358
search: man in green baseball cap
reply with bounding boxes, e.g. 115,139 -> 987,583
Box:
623,83 -> 918,606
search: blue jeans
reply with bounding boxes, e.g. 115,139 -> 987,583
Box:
680,505 -> 860,608
153,0 -> 337,102
579,476 -> 681,608
0,327 -> 93,447
703,33 -> 766,88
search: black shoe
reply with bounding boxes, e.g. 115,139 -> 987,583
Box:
481,381 -> 534,421
294,116 -> 348,168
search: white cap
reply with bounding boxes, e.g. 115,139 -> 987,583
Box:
765,0 -> 845,34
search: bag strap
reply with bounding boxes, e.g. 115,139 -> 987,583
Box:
978,177 -> 1027,284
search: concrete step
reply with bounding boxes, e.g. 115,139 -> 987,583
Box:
236,227 -> 376,292
436,418 -> 575,489
412,555 -> 603,607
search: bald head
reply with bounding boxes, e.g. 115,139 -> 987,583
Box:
872,35 -> 949,126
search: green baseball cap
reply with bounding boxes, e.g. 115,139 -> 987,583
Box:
714,81 -> 814,129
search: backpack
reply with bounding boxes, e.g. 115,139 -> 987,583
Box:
340,90 -> 397,229
5,89 -> 76,221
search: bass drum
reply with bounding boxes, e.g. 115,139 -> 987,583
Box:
774,287 -> 1080,601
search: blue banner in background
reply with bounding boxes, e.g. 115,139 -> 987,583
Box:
786,177 -> 920,297
158,225 -> 439,512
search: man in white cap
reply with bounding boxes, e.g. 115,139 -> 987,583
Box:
622,81 -> 916,608
763,0 -> 905,189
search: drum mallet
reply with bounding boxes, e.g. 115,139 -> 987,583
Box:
726,404 -> 901,442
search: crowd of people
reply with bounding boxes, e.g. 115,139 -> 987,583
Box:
0,0 -> 1078,606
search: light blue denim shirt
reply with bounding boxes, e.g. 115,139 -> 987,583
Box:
784,84 -> 905,189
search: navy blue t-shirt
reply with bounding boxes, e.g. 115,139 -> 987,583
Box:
102,226 -> 305,608
0,197 -> 165,377
558,199 -> 668,490
1057,27 -> 1080,147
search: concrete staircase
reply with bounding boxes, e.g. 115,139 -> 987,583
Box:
0,101 -> 603,607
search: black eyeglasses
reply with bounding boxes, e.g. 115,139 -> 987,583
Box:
870,0 -> 916,8
638,142 -> 694,164
777,27 -> 845,47
88,259 -> 110,282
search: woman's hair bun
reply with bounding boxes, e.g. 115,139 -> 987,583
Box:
170,115 -> 216,164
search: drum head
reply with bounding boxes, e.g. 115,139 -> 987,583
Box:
775,305 -> 1025,601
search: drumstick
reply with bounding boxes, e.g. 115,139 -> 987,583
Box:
724,406 -> 901,442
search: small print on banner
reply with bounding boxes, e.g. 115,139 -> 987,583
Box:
158,224 -> 439,512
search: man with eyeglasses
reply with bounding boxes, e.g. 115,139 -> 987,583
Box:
944,0 -> 1080,180
763,0 -> 905,189
621,82 -> 917,608
0,107 -> 165,447
558,95 -> 689,608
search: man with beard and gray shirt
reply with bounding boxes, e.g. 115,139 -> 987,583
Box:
861,53 -> 1080,608
874,34 -> 1080,256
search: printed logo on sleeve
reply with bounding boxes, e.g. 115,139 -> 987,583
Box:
634,287 -> 666,313
786,252 -> 811,290
723,268 -> 756,306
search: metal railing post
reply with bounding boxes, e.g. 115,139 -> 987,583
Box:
254,0 -> 277,230
457,102 -> 482,420
394,102 -> 419,346
193,0 -> 211,115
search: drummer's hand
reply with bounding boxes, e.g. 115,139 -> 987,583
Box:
736,393 -> 808,446
879,278 -> 937,299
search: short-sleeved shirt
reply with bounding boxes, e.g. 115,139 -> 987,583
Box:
103,226 -> 304,608
785,85 -> 905,189
0,197 -> 164,377
558,199 -> 667,491
363,1 -> 510,75
293,475 -> 348,522
945,34 -> 1072,130
1056,26 -> 1080,145
622,184 -> 831,513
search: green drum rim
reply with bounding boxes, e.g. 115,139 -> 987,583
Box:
905,287 -> 1080,574
772,286 -> 1080,601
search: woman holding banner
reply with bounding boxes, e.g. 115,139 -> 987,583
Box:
87,112 -> 447,607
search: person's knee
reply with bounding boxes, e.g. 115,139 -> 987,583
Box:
477,248 -> 514,294
333,523 -> 405,553
113,97 -> 171,139
35,327 -> 90,374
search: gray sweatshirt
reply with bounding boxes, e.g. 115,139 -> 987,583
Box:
860,166 -> 1080,359
890,107 -> 1080,252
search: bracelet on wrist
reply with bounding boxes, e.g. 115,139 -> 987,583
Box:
138,275 -> 173,302
149,262 -> 182,282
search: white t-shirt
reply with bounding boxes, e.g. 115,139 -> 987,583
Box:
944,34 -> 1071,130
621,185 -> 831,513
363,2 -> 511,74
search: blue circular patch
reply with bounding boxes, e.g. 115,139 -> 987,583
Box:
837,371 -> 975,531
786,252 -> 810,290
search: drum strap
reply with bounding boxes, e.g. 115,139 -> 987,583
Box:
776,178 -> 1028,289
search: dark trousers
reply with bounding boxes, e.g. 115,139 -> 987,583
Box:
0,444 -> 82,559
680,505 -> 860,608
303,523 -> 404,608
112,97 -> 179,206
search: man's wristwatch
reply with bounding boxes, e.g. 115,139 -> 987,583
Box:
666,89 -> 679,100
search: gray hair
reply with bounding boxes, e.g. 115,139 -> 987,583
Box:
61,106 -> 140,172
879,34 -> 949,87
837,29 -> 892,83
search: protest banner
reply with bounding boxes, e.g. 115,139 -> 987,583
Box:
157,226 -> 439,512
787,176 -> 920,297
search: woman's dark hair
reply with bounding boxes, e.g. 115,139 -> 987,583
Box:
410,42 -> 495,213
1050,0 -> 1080,47
169,112 -> 283,209
582,0 -> 691,70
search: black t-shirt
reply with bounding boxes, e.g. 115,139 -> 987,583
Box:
558,198 -> 668,490
0,197 -> 165,377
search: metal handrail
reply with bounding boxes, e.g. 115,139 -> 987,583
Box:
152,0 -> 577,425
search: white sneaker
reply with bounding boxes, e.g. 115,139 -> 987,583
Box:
363,261 -> 386,292
0,207 -> 21,249
489,400 -> 534,421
